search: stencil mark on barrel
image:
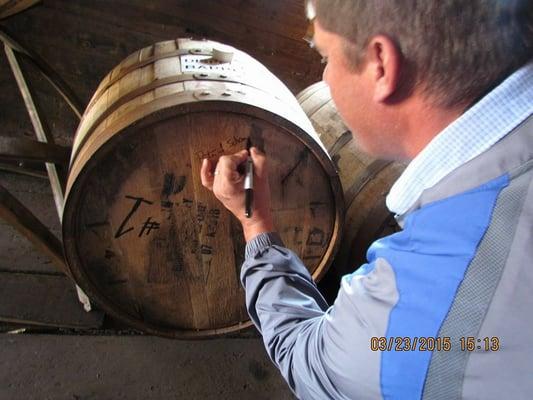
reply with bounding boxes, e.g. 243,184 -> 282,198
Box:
161,173 -> 186,198
182,198 -> 193,208
309,202 -> 328,218
161,200 -> 173,209
283,226 -> 304,245
206,208 -> 221,238
161,200 -> 173,220
200,244 -> 214,284
115,196 -> 153,238
147,214 -> 185,284
307,228 -> 326,247
197,203 -> 207,231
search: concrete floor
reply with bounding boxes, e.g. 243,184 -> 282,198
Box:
0,334 -> 295,400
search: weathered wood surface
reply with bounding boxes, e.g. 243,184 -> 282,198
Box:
0,271 -> 104,328
298,82 -> 405,299
0,136 -> 70,164
0,0 -> 40,19
62,39 -> 342,338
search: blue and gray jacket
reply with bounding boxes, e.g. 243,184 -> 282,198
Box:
241,104 -> 532,397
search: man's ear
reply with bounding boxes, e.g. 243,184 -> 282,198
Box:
366,35 -> 401,103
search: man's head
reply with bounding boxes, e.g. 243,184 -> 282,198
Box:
307,0 -> 532,159
309,0 -> 532,108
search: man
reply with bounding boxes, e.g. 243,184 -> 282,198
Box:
201,0 -> 532,398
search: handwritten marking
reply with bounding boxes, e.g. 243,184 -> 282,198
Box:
226,135 -> 247,147
114,196 -> 153,238
281,149 -> 308,186
138,217 -> 160,237
196,143 -> 225,161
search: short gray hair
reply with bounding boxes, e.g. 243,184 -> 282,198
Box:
309,0 -> 533,108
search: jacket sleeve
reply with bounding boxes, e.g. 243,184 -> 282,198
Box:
241,232 -> 400,400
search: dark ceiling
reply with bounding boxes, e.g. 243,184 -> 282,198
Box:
0,0 -> 323,146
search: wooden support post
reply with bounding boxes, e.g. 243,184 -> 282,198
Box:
4,44 -> 66,218
1,33 -> 92,311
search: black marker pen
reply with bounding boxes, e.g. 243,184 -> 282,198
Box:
244,138 -> 253,218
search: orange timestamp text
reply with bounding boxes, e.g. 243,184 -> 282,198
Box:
370,336 -> 501,352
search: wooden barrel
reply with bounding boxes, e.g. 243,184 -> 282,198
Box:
297,81 -> 404,293
62,39 -> 343,338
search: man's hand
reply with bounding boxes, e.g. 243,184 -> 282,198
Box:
200,147 -> 275,242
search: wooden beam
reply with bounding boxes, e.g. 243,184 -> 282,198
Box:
0,136 -> 70,164
0,161 -> 48,179
0,183 -> 69,276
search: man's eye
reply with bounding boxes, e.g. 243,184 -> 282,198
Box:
321,56 -> 329,64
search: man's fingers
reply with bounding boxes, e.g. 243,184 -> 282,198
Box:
200,158 -> 214,190
216,150 -> 249,181
201,149 -> 253,193
228,149 -> 249,165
